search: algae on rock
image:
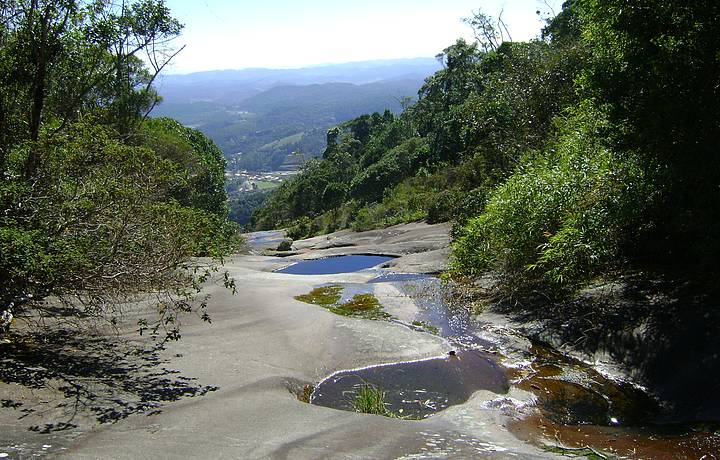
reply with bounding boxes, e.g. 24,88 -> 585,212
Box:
295,286 -> 390,320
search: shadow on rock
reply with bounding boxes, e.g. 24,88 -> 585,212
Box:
0,330 -> 218,431
491,272 -> 720,423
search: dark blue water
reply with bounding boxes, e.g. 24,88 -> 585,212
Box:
274,255 -> 394,275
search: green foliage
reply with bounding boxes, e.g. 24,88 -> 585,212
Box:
427,189 -> 466,224
413,39 -> 483,164
352,179 -> 433,232
1,120 -> 236,311
0,0 -> 182,157
349,138 -> 428,203
577,0 -> 720,158
276,239 -> 293,251
285,216 -> 315,240
135,118 -> 228,218
351,384 -> 395,417
0,1 -> 239,338
574,0 -> 720,265
452,105 -> 663,287
228,190 -> 272,226
251,0 -> 720,291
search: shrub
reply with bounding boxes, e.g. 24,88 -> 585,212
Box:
351,178 -> 432,231
0,121 -> 239,337
351,384 -> 394,417
452,104 -> 664,288
276,238 -> 293,251
427,189 -> 465,224
285,216 -> 314,240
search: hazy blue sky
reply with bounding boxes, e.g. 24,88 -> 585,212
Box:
162,0 -> 564,74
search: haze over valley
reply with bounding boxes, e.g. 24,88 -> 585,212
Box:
154,58 -> 441,171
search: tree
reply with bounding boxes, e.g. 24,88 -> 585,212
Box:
0,0 -> 237,340
576,0 -> 720,262
462,9 -> 511,52
0,0 -> 183,178
577,0 -> 720,161
136,117 -> 228,219
413,39 -> 483,163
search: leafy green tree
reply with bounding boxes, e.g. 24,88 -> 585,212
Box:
413,39 -> 483,163
350,138 -> 428,203
0,1 -> 237,339
1,120 -> 234,335
575,0 -> 720,263
577,0 -> 720,159
228,190 -> 271,226
452,104 -> 663,287
135,117 -> 228,218
463,9 -> 509,52
0,0 -> 182,177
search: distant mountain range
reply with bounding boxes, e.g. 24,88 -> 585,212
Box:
152,58 -> 441,171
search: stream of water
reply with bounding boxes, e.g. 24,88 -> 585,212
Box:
277,258 -> 720,459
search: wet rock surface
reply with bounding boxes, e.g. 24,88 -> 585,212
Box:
281,227 -> 720,458
4,222 -> 719,459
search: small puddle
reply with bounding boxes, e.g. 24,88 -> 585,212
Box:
373,274 -> 493,348
311,350 -> 509,419
275,255 -> 394,275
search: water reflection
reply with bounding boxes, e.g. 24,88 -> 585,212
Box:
311,350 -> 508,419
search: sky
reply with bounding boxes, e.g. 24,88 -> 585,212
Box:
162,0 -> 565,74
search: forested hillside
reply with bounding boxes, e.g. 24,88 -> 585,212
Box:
153,59 -> 440,171
252,0 -> 720,291
0,0 -> 238,338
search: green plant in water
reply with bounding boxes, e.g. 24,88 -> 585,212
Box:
351,383 -> 395,417
329,294 -> 391,320
294,285 -> 343,306
295,288 -> 390,320
411,320 -> 439,335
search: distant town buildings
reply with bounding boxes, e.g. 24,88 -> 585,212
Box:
225,170 -> 300,193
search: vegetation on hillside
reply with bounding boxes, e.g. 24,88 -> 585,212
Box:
251,1 -> 720,292
0,0 -> 238,339
154,79 -> 426,171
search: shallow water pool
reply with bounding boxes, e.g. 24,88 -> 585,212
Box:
274,255 -> 394,275
311,350 -> 509,419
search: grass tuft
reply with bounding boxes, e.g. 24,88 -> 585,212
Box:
351,383 -> 395,417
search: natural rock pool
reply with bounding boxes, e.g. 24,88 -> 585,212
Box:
274,255 -> 394,275
311,350 -> 508,419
